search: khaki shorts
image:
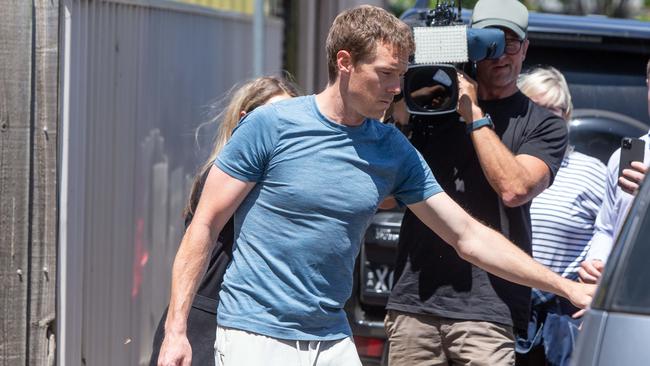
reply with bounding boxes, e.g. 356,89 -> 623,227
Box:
385,309 -> 515,366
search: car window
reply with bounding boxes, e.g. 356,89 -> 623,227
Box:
610,209 -> 650,314
525,44 -> 650,125
595,183 -> 650,315
568,111 -> 648,163
569,128 -> 622,164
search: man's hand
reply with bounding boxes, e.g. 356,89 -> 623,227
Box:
157,332 -> 192,366
619,161 -> 647,195
564,280 -> 596,309
578,259 -> 605,284
456,71 -> 483,124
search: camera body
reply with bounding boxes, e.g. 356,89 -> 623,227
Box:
401,2 -> 505,116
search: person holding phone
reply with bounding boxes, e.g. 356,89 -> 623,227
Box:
579,59 -> 650,283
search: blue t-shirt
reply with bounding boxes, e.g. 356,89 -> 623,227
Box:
215,95 -> 441,340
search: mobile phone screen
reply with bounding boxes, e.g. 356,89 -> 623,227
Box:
619,137 -> 645,178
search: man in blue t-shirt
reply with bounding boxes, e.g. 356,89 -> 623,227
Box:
158,5 -> 594,366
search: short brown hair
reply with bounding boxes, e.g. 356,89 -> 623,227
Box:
325,5 -> 414,83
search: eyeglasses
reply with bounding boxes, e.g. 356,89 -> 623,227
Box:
504,38 -> 524,55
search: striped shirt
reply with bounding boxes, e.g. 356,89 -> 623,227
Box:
531,150 -> 606,289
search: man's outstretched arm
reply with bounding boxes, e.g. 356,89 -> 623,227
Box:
158,166 -> 254,366
408,192 -> 594,309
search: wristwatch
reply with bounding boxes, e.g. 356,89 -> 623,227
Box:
466,114 -> 493,134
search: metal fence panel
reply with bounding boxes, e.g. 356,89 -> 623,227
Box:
58,1 -> 283,365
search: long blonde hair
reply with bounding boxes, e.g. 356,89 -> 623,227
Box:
184,75 -> 300,218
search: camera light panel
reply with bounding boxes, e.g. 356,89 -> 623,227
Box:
413,25 -> 468,64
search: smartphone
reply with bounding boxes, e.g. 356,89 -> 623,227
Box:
619,137 -> 646,178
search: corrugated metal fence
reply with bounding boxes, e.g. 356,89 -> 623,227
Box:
58,1 -> 283,364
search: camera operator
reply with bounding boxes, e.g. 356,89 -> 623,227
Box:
385,0 -> 568,364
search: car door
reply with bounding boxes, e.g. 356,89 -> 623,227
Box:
572,178 -> 650,366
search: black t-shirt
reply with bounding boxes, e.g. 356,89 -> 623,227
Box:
386,91 -> 567,332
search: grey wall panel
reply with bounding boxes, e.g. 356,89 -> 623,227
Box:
58,1 -> 283,365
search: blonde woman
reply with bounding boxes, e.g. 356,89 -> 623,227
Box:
517,66 -> 606,365
150,75 -> 299,366
519,66 -> 573,121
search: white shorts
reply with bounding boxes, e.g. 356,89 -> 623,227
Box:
214,325 -> 362,366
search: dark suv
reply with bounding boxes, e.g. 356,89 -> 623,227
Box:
346,10 -> 650,366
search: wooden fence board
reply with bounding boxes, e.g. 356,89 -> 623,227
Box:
0,1 -> 58,365
28,1 -> 59,365
0,1 -> 34,365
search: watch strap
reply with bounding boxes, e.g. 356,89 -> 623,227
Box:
466,114 -> 493,134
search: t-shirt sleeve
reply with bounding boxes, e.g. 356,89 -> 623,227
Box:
517,112 -> 568,183
392,134 -> 443,205
215,106 -> 279,182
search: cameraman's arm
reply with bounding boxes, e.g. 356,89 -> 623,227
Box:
456,72 -> 551,207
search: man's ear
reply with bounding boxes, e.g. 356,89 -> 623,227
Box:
337,50 -> 353,75
239,110 -> 247,118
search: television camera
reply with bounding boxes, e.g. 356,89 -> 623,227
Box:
400,0 -> 506,116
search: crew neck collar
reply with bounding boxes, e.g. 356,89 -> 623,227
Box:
479,90 -> 525,106
309,95 -> 370,133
